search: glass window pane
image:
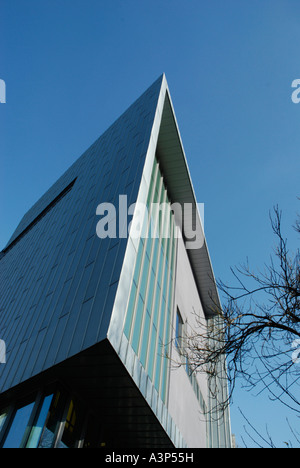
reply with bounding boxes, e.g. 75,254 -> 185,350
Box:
139,255 -> 149,300
124,281 -> 137,338
140,311 -> 151,368
131,295 -> 144,353
58,398 -> 83,448
162,258 -> 169,301
147,169 -> 156,205
159,298 -> 166,340
146,270 -> 155,313
38,390 -> 65,448
153,284 -> 161,327
0,409 -> 8,434
3,401 -> 35,448
151,238 -> 159,273
154,342 -> 162,392
157,248 -> 164,286
133,239 -> 144,284
176,309 -> 184,350
26,394 -> 54,448
164,308 -> 171,349
148,325 -> 157,381
145,236 -> 152,260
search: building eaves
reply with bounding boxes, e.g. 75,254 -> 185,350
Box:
156,81 -> 221,317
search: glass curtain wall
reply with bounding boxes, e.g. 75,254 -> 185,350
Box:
0,388 -> 91,448
123,157 -> 177,404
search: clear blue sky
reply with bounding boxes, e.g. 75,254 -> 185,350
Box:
1,0 -> 300,447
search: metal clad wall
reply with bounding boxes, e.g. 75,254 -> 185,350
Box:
0,75 -> 163,394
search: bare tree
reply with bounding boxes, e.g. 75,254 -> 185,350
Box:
178,204 -> 300,421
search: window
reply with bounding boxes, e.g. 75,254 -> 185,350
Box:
0,388 -> 69,448
26,393 -> 54,448
58,398 -> 83,448
0,386 -> 104,448
175,308 -> 184,351
37,390 -> 66,448
0,409 -> 8,433
3,401 -> 35,448
123,158 -> 177,403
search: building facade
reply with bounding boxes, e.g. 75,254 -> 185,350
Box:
0,75 -> 231,448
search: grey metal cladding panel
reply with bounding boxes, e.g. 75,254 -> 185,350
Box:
5,160 -> 81,248
0,75 -> 163,393
5,75 -> 163,249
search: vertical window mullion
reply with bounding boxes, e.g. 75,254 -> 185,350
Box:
154,189 -> 169,393
145,169 -> 164,380
149,177 -> 168,389
0,405 -> 15,448
20,391 -> 43,448
136,163 -> 161,358
160,214 -> 175,402
125,162 -> 159,344
53,394 -> 72,448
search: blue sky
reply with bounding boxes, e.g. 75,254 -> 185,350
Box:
1,0 -> 300,447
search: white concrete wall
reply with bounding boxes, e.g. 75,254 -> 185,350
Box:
167,232 -> 209,448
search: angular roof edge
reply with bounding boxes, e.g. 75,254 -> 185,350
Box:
3,74 -> 165,251
154,75 -> 222,317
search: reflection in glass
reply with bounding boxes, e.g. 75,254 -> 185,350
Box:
26,394 -> 53,448
0,409 -> 8,434
38,391 -> 64,448
58,399 -> 81,448
3,401 -> 35,448
175,308 -> 184,350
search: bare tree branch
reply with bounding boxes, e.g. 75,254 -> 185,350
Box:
178,202 -> 300,429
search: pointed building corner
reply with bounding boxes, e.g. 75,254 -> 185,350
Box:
0,76 -> 231,449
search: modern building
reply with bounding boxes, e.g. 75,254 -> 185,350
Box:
0,74 -> 231,448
